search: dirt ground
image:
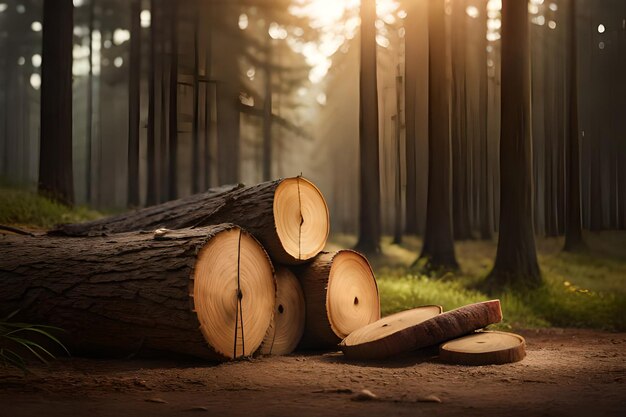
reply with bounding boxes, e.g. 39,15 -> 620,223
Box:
0,328 -> 624,417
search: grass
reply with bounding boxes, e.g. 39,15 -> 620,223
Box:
327,232 -> 626,331
0,185 -> 101,229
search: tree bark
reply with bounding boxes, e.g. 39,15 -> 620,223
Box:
451,0 -> 472,240
191,9 -> 201,194
404,0 -> 419,235
168,1 -> 179,201
39,0 -> 74,206
478,0 -> 492,240
0,225 -> 275,361
53,178 -> 329,265
563,0 -> 584,251
485,0 -> 541,289
355,0 -> 381,255
127,0 -> 142,207
146,0 -> 158,206
418,0 -> 458,270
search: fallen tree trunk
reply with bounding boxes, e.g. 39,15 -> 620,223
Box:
259,267 -> 305,355
439,330 -> 526,365
340,300 -> 502,360
0,225 -> 276,361
294,251 -> 380,350
52,177 -> 330,265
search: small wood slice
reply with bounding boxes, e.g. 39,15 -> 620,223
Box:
340,300 -> 502,360
259,267 -> 306,355
439,331 -> 526,365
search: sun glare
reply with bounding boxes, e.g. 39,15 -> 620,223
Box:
289,0 -> 400,84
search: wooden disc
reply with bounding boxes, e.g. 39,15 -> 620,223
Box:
259,267 -> 306,355
340,300 -> 502,360
273,177 -> 329,262
439,331 -> 526,365
193,227 -> 276,360
339,306 -> 442,359
327,250 -> 381,339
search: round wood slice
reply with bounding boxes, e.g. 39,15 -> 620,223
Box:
340,300 -> 503,360
193,226 -> 276,360
295,250 -> 381,349
273,177 -> 329,263
339,306 -> 442,359
439,331 -> 526,365
259,267 -> 306,355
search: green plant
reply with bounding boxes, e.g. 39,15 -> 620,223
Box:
0,311 -> 69,372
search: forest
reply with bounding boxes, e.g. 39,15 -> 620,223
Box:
0,1 -> 625,417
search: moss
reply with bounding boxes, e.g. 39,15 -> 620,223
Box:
0,186 -> 101,229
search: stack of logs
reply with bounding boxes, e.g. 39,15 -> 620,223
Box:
0,177 -> 525,365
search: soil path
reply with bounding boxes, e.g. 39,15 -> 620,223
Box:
1,329 -> 624,417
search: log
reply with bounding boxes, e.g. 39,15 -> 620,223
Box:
340,300 -> 502,360
439,331 -> 526,365
294,250 -> 380,350
0,224 -> 275,361
52,177 -> 330,265
259,267 -> 305,355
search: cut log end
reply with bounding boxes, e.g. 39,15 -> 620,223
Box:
439,331 -> 526,365
259,267 -> 306,355
327,250 -> 380,339
194,227 -> 275,360
273,177 -> 329,262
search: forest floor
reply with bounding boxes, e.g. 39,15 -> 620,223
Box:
1,186 -> 625,415
0,328 -> 624,417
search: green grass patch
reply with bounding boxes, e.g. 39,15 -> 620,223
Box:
329,232 -> 626,331
0,185 -> 101,229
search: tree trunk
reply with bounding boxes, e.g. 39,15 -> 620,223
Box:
168,1 -> 179,201
340,300 -> 502,360
39,0 -> 74,206
564,0 -> 584,251
355,0 -> 381,255
54,177 -> 329,265
146,0 -> 158,206
293,251 -> 380,350
478,0 -> 492,240
0,225 -> 275,361
392,68 -> 403,245
191,10 -> 201,194
451,0 -> 472,240
418,0 -> 458,270
127,0 -> 142,207
404,0 -> 419,235
263,33 -> 273,181
86,0 -> 95,203
485,0 -> 541,289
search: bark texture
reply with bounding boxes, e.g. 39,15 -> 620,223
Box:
564,0 -> 584,251
418,0 -> 458,270
53,179 -> 319,265
355,0 -> 381,254
486,0 -> 541,289
0,225 -> 241,361
38,0 -> 74,205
